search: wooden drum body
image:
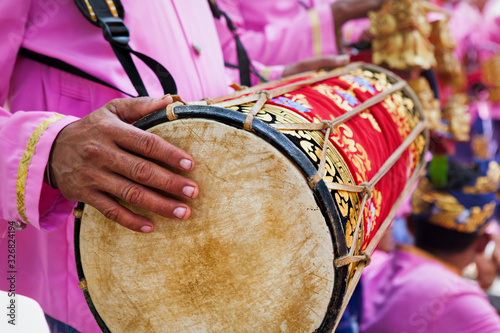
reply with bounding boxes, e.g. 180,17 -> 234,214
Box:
75,63 -> 428,332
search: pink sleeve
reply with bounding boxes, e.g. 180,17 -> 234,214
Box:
434,292 -> 500,333
215,0 -> 338,67
0,109 -> 80,231
0,1 -> 80,231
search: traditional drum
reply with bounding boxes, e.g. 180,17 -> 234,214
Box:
74,62 -> 428,332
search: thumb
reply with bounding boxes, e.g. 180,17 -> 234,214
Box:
106,95 -> 174,124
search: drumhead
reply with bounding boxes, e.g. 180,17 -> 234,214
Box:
75,106 -> 349,332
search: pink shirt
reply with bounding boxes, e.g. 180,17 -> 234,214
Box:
0,1 -> 233,332
214,0 -> 338,70
361,246 -> 500,333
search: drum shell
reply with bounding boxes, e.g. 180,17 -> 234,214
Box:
75,63 -> 427,332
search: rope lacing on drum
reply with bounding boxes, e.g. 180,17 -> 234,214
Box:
212,63 -> 361,108
177,65 -> 428,333
243,90 -> 272,131
211,64 -> 427,270
335,251 -> 372,267
78,279 -> 88,291
274,80 -> 426,270
201,97 -> 214,105
331,121 -> 427,268
165,95 -> 188,121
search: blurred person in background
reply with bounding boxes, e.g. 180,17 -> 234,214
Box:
361,159 -> 500,332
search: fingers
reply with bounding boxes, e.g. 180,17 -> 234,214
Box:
106,95 -> 174,123
108,149 -> 199,200
101,172 -> 191,220
101,96 -> 196,172
88,192 -> 155,233
87,170 -> 193,233
51,96 -> 200,233
112,123 -> 195,172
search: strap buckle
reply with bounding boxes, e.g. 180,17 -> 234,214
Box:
100,17 -> 129,45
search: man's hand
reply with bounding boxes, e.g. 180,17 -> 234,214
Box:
48,96 -> 199,233
282,54 -> 350,77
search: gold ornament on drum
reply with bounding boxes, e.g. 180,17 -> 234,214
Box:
368,0 -> 436,70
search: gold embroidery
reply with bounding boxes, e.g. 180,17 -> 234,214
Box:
300,140 -> 318,162
412,178 -> 497,233
359,112 -> 382,133
16,114 -> 66,224
463,161 -> 500,195
308,9 -> 322,57
313,83 -> 383,134
343,69 -> 392,92
331,124 -> 372,182
284,93 -> 313,110
313,84 -> 353,112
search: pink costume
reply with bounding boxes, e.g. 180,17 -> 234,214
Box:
0,1 -> 234,332
361,245 -> 500,333
214,0 -> 338,71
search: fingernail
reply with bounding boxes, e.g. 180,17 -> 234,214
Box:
180,159 -> 193,170
154,94 -> 171,102
141,225 -> 153,233
173,207 -> 187,219
183,186 -> 196,198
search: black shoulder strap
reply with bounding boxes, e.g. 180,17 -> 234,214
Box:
208,0 -> 254,86
73,0 -> 177,97
20,1 -> 177,97
19,48 -> 136,97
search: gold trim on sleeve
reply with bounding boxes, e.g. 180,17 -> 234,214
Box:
16,114 -> 66,225
309,9 -> 322,57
